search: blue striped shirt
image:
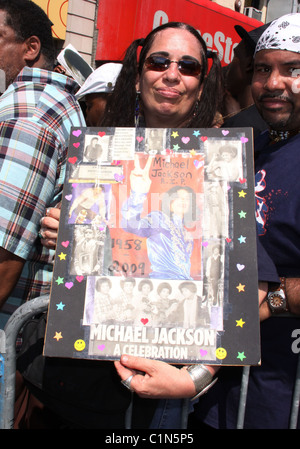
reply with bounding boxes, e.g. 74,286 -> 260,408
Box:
0,67 -> 85,327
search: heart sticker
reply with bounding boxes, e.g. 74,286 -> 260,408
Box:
72,130 -> 82,137
68,156 -> 77,164
73,142 -> 80,148
61,241 -> 69,248
65,282 -> 73,289
194,160 -> 204,169
98,131 -> 106,137
136,136 -> 144,143
76,276 -> 84,282
182,137 -> 190,144
141,318 -> 149,325
114,173 -> 124,182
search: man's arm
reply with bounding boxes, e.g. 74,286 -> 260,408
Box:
259,279 -> 300,320
0,248 -> 24,309
284,278 -> 300,315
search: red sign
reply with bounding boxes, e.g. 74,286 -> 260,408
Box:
96,0 -> 262,65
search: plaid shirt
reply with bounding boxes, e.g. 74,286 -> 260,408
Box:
0,67 -> 85,328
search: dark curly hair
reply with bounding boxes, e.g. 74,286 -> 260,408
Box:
102,22 -> 223,128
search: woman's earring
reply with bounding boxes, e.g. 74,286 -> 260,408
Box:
135,90 -> 141,127
193,100 -> 199,117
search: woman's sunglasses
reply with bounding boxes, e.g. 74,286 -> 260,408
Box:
144,55 -> 201,76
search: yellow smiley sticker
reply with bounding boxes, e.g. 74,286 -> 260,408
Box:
215,347 -> 227,360
74,339 -> 86,351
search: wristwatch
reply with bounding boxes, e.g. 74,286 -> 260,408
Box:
267,277 -> 288,313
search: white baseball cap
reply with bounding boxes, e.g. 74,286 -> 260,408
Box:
75,62 -> 122,100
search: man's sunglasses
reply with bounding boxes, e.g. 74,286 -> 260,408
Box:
144,55 -> 201,76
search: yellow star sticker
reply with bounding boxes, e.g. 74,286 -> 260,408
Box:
54,332 -> 63,341
236,283 -> 245,292
190,149 -> 197,156
58,252 -> 67,260
236,318 -> 245,327
238,190 -> 247,198
171,131 -> 179,138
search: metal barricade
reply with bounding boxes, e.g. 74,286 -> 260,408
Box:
0,295 -> 49,429
0,298 -> 299,429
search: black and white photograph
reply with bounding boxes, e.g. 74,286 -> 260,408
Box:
70,225 -> 107,276
203,182 -> 229,238
205,139 -> 244,182
83,133 -> 113,163
144,128 -> 167,154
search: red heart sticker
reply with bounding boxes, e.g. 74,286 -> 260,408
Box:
141,318 -> 149,325
98,131 -> 106,137
68,157 -> 77,164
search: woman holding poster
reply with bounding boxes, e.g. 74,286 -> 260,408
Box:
36,21 -> 223,429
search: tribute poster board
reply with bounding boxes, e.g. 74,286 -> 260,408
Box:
43,127 -> 260,366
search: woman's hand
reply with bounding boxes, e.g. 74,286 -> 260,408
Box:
39,207 -> 61,249
115,355 -> 196,399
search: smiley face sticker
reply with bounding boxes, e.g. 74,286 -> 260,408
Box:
74,339 -> 86,352
215,347 -> 227,360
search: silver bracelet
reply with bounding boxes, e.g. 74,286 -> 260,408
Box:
186,364 -> 218,400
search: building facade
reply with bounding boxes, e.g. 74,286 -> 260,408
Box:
33,0 -> 298,68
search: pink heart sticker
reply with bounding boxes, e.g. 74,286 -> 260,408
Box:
202,241 -> 208,247
61,241 -> 69,248
65,194 -> 72,201
68,156 -> 77,164
226,238 -> 232,243
76,276 -> 84,283
114,173 -> 124,182
141,318 -> 149,325
72,130 -> 82,137
200,349 -> 208,357
241,137 -> 248,143
98,131 -> 106,137
65,282 -> 73,289
136,136 -> 144,143
98,344 -> 105,351
73,142 -> 80,148
194,159 -> 204,169
182,137 -> 190,144
222,130 -> 229,136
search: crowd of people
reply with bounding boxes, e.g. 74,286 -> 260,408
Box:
0,0 -> 300,430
